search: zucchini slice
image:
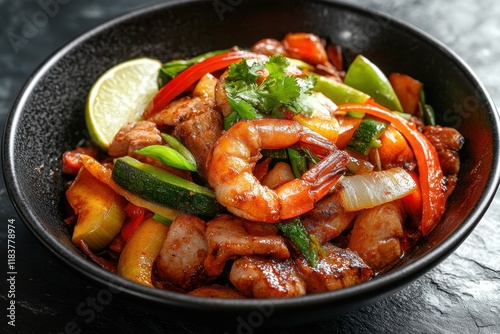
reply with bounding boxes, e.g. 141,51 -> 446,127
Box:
112,156 -> 223,218
347,118 -> 388,155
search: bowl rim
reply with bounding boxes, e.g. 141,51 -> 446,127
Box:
3,0 -> 500,312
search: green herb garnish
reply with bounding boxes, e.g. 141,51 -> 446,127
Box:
224,55 -> 323,122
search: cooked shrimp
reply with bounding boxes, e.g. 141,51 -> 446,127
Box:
230,256 -> 307,298
206,119 -> 349,222
154,214 -> 213,291
348,200 -> 405,272
204,214 -> 290,276
422,125 -> 464,175
294,243 -> 373,293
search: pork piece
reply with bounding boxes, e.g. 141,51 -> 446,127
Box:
252,38 -> 289,57
108,121 -> 162,157
294,243 -> 373,293
302,192 -> 358,244
348,200 -> 405,272
204,214 -> 290,276
214,71 -> 232,117
443,174 -> 458,201
188,284 -> 246,299
148,95 -> 215,127
173,107 -> 223,178
422,125 -> 464,175
154,214 -> 213,291
230,256 -> 307,298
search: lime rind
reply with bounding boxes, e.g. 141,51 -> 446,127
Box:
86,57 -> 162,150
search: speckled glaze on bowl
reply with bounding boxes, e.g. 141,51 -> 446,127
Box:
3,0 -> 500,328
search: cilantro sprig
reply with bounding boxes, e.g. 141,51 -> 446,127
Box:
224,55 -> 323,124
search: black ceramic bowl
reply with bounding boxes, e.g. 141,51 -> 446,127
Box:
3,0 -> 500,328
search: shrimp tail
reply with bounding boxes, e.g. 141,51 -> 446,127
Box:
277,149 -> 349,220
303,150 -> 349,201
292,126 -> 336,157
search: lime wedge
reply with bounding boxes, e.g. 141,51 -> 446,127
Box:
86,57 -> 162,150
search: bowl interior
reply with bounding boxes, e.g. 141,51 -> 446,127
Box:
3,0 -> 499,325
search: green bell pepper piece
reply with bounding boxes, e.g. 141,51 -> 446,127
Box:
344,55 -> 403,112
313,75 -> 371,118
313,75 -> 370,105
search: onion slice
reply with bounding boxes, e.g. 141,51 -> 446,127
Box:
338,167 -> 417,212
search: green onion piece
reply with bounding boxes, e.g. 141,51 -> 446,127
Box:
261,149 -> 289,160
153,213 -> 173,226
423,104 -> 436,126
287,148 -> 307,178
419,87 -> 436,126
277,217 -> 322,267
160,133 -> 197,168
302,148 -> 321,166
135,145 -> 196,171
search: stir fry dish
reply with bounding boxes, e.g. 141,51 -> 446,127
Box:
62,33 -> 464,298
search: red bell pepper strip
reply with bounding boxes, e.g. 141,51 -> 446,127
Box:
401,170 -> 423,228
336,102 -> 445,235
389,73 -> 422,116
143,50 -> 267,118
121,202 -> 147,242
282,32 -> 328,66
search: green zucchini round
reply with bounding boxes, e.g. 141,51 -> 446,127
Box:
112,156 -> 223,218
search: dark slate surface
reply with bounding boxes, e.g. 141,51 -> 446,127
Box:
1,0 -> 499,333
